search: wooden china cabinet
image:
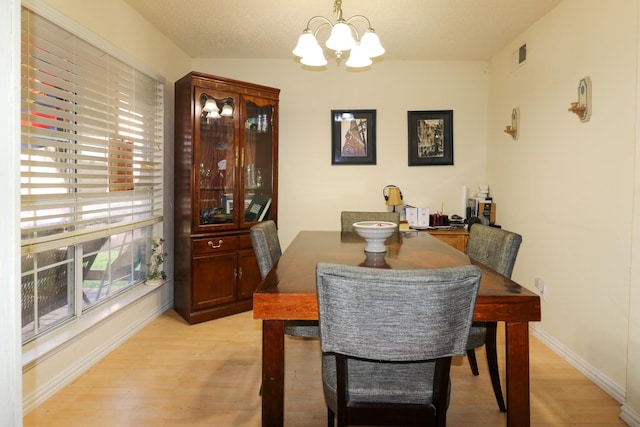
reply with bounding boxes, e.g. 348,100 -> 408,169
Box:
174,72 -> 279,324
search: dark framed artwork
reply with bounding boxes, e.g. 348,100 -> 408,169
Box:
331,109 -> 377,165
407,110 -> 453,166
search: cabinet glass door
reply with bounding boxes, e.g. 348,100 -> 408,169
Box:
241,97 -> 276,226
196,88 -> 237,230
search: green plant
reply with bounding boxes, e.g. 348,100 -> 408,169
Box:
146,238 -> 167,281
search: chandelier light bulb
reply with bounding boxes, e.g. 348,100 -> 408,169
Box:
301,43 -> 328,67
293,31 -> 317,57
221,103 -> 233,117
204,98 -> 219,113
345,43 -> 372,68
207,110 -> 221,122
360,30 -> 385,58
325,21 -> 356,52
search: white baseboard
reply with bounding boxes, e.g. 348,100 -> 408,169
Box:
22,284 -> 173,414
530,324 -> 626,403
621,403 -> 640,427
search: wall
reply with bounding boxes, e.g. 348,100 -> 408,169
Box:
487,0 -> 640,422
191,58 -> 490,248
629,3 -> 640,418
1,0 -> 23,424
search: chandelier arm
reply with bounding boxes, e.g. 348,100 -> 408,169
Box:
305,15 -> 333,32
345,22 -> 361,41
345,14 -> 373,30
313,23 -> 333,38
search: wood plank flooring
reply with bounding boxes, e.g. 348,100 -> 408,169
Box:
23,309 -> 627,426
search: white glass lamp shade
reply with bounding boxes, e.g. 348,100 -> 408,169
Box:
300,43 -> 328,67
203,98 -> 219,113
293,31 -> 317,57
345,43 -> 372,68
325,22 -> 356,51
360,30 -> 385,58
221,103 -> 233,117
207,110 -> 221,122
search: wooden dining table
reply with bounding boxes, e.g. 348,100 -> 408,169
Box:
253,230 -> 541,426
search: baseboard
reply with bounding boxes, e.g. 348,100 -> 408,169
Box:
22,285 -> 173,414
530,324 -> 626,403
621,403 -> 640,426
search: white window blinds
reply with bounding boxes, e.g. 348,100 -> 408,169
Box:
20,8 -> 164,252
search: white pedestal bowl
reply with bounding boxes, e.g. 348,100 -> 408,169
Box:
352,221 -> 398,253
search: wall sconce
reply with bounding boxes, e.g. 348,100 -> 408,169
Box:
568,76 -> 591,122
200,93 -> 234,122
504,107 -> 519,140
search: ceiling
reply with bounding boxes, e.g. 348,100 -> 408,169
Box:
123,0 -> 562,61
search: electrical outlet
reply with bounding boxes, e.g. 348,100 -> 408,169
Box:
535,277 -> 546,301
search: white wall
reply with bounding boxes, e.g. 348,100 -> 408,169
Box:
629,3 -> 640,419
191,58 -> 490,248
488,0 -> 640,422
2,0 -> 23,425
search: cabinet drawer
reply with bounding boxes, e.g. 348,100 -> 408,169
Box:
239,233 -> 254,249
192,236 -> 239,254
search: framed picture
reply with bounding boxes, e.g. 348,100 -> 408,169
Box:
331,109 -> 377,165
407,110 -> 453,166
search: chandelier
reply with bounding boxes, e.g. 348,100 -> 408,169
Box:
292,0 -> 385,68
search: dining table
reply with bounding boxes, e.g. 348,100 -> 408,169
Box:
253,230 -> 541,426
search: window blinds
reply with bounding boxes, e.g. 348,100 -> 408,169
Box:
20,8 -> 164,253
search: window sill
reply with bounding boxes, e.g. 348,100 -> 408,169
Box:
22,280 -> 167,369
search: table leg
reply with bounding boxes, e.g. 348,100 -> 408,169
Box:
505,321 -> 531,427
262,319 -> 285,427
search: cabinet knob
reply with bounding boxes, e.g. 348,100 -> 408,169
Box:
208,240 -> 223,249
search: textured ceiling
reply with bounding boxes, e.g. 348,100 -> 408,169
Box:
123,0 -> 562,61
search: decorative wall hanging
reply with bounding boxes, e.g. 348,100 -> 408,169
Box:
331,109 -> 377,165
568,76 -> 592,122
407,110 -> 453,166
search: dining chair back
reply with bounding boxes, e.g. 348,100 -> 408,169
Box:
250,221 -> 319,338
316,262 -> 482,427
340,211 -> 400,232
249,220 -> 282,280
466,224 -> 522,278
465,224 -> 522,412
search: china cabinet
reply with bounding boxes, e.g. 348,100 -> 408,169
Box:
174,72 -> 279,324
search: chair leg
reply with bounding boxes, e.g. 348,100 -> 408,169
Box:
485,321 -> 507,412
466,349 -> 480,376
327,407 -> 335,427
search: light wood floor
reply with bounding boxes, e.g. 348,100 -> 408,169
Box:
23,309 -> 627,427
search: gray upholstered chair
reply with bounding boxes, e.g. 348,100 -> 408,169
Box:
340,211 -> 400,232
316,263 -> 482,427
465,224 -> 522,412
249,220 -> 319,338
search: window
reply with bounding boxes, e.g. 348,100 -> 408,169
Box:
20,7 -> 164,343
